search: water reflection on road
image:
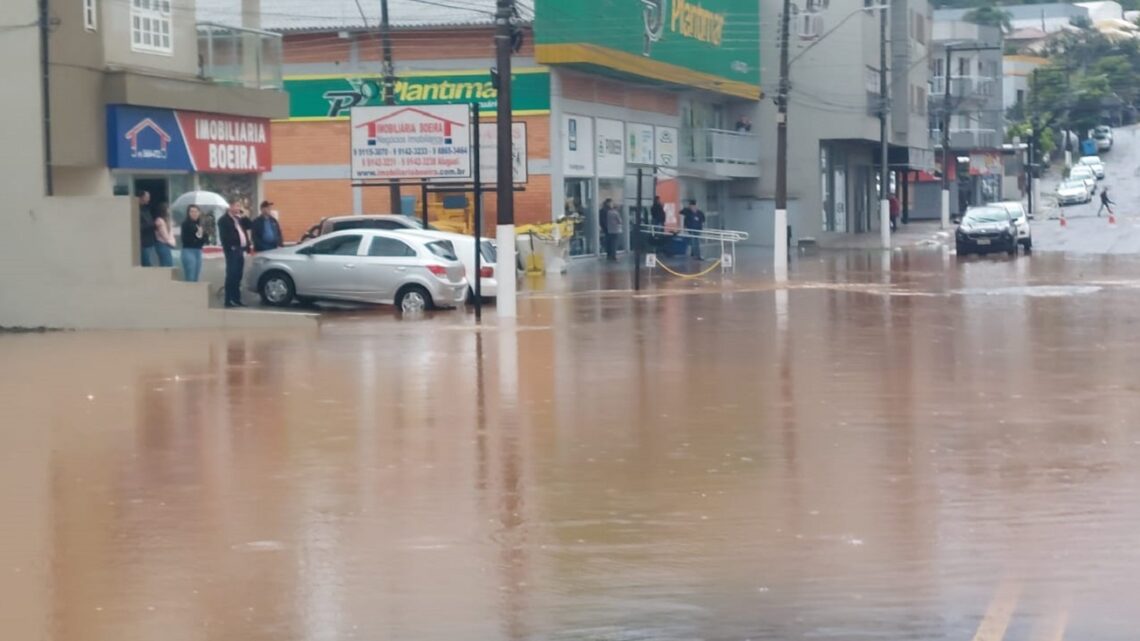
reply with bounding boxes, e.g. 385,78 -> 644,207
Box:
4,250 -> 1140,640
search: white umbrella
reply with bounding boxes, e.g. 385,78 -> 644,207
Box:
171,190 -> 228,212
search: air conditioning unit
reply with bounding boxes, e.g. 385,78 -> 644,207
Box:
797,13 -> 824,39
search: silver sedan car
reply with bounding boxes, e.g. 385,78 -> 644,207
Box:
246,229 -> 468,312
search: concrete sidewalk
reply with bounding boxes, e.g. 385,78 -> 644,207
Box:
814,220 -> 948,250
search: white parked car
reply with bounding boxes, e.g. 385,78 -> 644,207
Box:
1055,180 -> 1092,206
995,201 -> 1032,252
247,229 -> 468,312
1078,155 -> 1106,179
1069,165 -> 1097,195
1091,125 -> 1113,151
397,229 -> 501,300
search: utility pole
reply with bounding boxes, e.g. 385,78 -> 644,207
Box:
1026,68 -> 1037,218
774,0 -> 791,282
878,0 -> 890,250
494,0 -> 517,317
379,0 -> 401,216
940,45 -> 952,230
39,0 -> 53,196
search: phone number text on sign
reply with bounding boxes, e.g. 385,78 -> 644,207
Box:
350,105 -> 473,181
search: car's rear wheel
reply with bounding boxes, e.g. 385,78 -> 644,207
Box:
396,285 -> 432,313
1022,238 -> 1032,252
259,271 -> 295,307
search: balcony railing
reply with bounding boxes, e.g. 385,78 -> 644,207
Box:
681,128 -> 760,178
931,75 -> 997,98
931,128 -> 1000,149
197,23 -> 283,90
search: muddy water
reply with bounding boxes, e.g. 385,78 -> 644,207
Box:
5,251 -> 1140,640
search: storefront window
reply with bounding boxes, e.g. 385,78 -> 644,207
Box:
200,173 -> 257,210
566,178 -> 595,257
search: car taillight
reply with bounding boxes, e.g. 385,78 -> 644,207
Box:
479,266 -> 493,278
426,264 -> 448,278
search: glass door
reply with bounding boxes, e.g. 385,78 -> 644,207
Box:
566,178 -> 595,257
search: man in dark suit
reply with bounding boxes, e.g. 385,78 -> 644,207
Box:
217,202 -> 250,308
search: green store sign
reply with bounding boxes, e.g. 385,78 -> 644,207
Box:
534,0 -> 759,99
284,69 -> 551,121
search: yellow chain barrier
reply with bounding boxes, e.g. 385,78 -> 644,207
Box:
654,258 -> 723,279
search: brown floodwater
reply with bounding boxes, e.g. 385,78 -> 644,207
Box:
4,250 -> 1140,640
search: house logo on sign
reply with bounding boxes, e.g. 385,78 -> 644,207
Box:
124,118 -> 171,160
354,107 -> 466,146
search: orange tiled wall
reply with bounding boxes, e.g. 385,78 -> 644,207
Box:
267,115 -> 552,239
284,28 -> 534,64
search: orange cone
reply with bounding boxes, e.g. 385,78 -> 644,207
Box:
1060,213 -> 1067,227
1109,212 -> 1117,224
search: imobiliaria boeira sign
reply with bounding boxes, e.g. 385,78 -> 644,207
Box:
349,105 -> 473,182
106,105 -> 272,173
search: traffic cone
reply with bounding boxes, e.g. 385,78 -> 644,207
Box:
1060,212 -> 1067,228
1109,210 -> 1117,225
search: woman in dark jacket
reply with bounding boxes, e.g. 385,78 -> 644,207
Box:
180,205 -> 206,282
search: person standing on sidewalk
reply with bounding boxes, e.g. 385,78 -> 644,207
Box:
138,191 -> 157,267
1098,188 -> 1114,217
251,200 -> 284,253
152,202 -> 177,268
218,202 -> 250,308
603,199 -> 623,261
180,205 -> 206,282
682,200 -> 706,260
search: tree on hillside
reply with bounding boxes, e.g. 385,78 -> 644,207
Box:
964,5 -> 1013,32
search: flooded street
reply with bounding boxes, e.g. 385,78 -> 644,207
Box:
6,250 -> 1140,640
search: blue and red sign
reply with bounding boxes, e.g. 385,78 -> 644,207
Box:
106,105 -> 272,173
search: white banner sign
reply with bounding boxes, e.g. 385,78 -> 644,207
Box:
655,126 -> 679,168
350,104 -> 472,181
477,122 -> 528,184
595,118 -> 625,178
627,123 -> 655,165
562,115 -> 594,177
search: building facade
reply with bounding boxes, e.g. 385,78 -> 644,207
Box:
51,0 -> 286,207
0,0 -> 306,329
259,0 -> 762,259
916,20 -> 1005,219
750,0 -> 934,246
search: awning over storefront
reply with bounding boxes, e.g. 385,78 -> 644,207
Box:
106,105 -> 273,174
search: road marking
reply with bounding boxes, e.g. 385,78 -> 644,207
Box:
971,580 -> 1021,641
1031,608 -> 1068,641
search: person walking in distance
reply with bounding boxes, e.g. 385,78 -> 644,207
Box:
650,196 -> 667,228
602,199 -> 623,261
1098,187 -> 1114,217
251,200 -> 284,253
138,191 -> 156,267
152,201 -> 177,268
218,202 -> 250,308
180,205 -> 206,282
682,200 -> 706,260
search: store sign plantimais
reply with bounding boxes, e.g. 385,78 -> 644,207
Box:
285,69 -> 551,121
534,0 -> 759,99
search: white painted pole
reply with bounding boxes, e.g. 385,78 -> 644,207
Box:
941,188 -> 950,230
496,224 -> 517,318
774,208 -> 788,281
880,198 -> 891,249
